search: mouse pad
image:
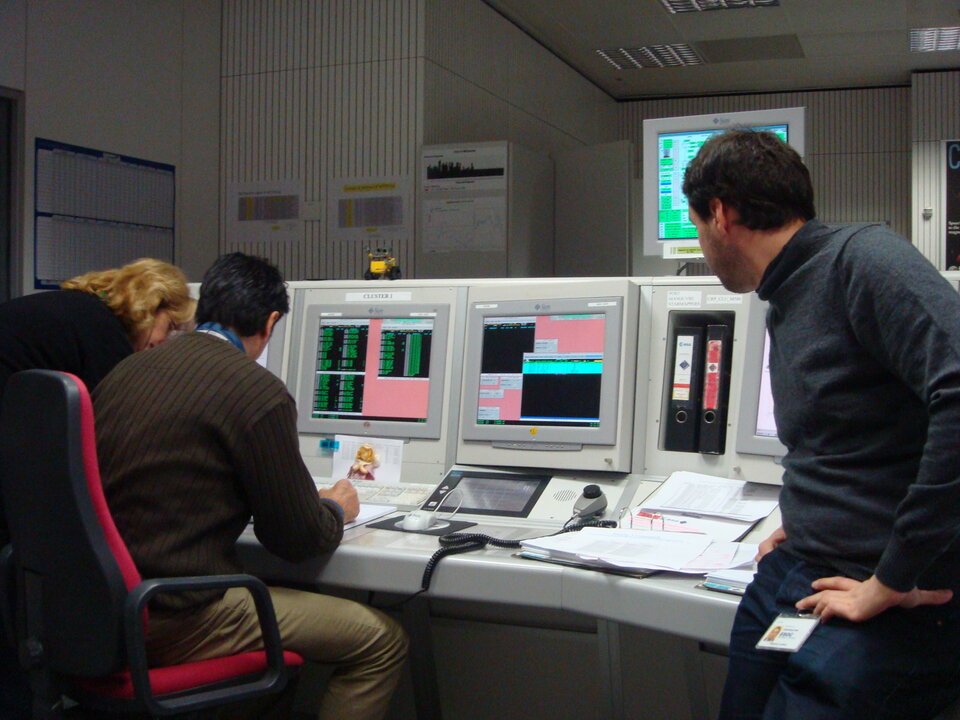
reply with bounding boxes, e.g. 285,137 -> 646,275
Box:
367,516 -> 476,536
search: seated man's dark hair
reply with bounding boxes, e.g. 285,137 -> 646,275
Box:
682,129 -> 816,230
196,253 -> 289,336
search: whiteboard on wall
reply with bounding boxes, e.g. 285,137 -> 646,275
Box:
226,179 -> 303,246
327,176 -> 412,249
420,143 -> 507,254
33,138 -> 175,289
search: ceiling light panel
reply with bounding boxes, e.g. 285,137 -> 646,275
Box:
596,45 -> 704,69
595,49 -> 625,71
660,0 -> 779,12
910,27 -> 960,52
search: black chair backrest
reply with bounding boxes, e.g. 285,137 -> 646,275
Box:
0,370 -> 128,676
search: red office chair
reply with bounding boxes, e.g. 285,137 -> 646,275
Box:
0,370 -> 303,718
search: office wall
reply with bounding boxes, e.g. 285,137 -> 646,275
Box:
912,70 -> 960,270
621,87 -> 912,276
422,0 -> 617,154
221,0 -> 423,282
219,0 -> 617,282
419,0 -> 618,279
0,0 -> 26,91
1,0 -> 220,291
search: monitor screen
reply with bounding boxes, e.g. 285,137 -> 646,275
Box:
643,107 -> 805,258
656,124 -> 788,242
309,316 -> 433,422
420,469 -> 551,517
735,296 -> 787,457
296,303 -> 450,440
476,313 -> 605,427
754,329 -> 778,439
460,296 -> 623,448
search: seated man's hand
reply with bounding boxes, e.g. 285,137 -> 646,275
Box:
319,478 -> 360,524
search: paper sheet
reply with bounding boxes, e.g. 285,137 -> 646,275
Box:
331,435 -> 404,484
641,471 -> 779,522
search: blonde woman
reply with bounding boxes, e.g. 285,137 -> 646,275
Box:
0,258 -> 193,719
0,258 -> 194,401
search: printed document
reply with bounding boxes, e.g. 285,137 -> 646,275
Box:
640,471 -> 779,522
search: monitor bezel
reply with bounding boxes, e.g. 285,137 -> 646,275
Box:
642,106 -> 806,257
735,295 -> 788,458
295,302 -> 450,440
459,296 -> 623,446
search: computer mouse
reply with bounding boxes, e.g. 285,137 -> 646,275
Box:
399,510 -> 437,532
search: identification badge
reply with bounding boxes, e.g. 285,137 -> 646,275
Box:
755,613 -> 819,652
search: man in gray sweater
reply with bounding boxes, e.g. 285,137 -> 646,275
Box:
93,253 -> 407,720
683,130 -> 960,719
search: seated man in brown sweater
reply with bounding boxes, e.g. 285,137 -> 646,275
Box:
92,252 -> 407,720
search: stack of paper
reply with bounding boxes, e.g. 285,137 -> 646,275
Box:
701,568 -> 757,596
519,527 -> 757,574
344,504 -> 396,530
633,471 -> 779,543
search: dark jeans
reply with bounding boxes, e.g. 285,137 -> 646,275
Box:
719,547 -> 960,720
0,624 -> 30,720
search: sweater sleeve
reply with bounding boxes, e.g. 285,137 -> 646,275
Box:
234,395 -> 343,562
840,232 -> 960,590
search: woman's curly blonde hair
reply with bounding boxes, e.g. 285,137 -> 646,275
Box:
61,258 -> 195,342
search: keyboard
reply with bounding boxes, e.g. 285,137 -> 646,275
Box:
314,478 -> 436,508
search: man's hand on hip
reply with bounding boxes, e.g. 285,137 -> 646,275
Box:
796,574 -> 953,623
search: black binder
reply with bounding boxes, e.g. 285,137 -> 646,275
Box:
698,323 -> 733,454
663,326 -> 704,452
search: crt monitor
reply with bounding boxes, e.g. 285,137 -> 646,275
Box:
295,302 -> 450,440
459,296 -> 623,450
735,296 -> 787,458
642,106 -> 806,259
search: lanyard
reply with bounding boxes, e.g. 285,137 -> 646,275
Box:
195,322 -> 245,352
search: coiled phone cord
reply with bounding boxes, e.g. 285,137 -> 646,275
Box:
419,517 -> 618,592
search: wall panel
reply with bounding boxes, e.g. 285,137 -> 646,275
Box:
912,71 -> 960,268
423,0 -> 617,150
221,0 -> 422,281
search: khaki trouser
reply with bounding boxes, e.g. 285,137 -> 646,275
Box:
146,586 -> 408,720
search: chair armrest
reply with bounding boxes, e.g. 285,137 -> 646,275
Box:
123,573 -> 287,717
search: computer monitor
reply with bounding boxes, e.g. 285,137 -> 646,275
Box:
642,107 -> 806,259
295,302 -> 450,440
256,314 -> 287,380
458,286 -> 637,473
735,296 -> 787,458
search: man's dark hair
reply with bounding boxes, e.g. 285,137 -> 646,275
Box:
682,129 -> 816,230
196,253 -> 289,336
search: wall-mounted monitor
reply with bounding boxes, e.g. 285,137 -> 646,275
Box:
735,296 -> 787,458
642,107 -> 806,260
458,283 -> 638,474
295,302 -> 450,440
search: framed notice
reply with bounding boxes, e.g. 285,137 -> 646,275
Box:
33,138 -> 175,289
946,140 -> 960,269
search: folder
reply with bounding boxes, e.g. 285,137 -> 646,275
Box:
698,323 -> 732,454
663,326 -> 704,452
